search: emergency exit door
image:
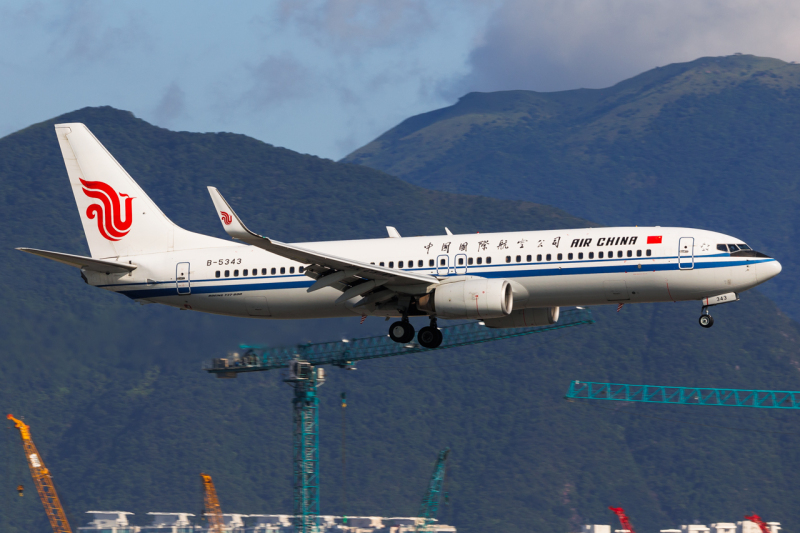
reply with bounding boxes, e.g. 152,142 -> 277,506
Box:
678,238 -> 694,270
176,262 -> 191,294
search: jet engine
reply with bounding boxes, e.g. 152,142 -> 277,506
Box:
482,306 -> 560,329
417,278 -> 513,319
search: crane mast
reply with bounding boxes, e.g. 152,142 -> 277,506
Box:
609,506 -> 636,533
418,448 -> 450,531
7,414 -> 72,533
745,515 -> 771,533
201,473 -> 225,533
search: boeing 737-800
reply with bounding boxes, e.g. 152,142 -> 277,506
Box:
18,124 -> 782,348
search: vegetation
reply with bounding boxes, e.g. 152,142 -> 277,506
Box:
1,107 -> 800,532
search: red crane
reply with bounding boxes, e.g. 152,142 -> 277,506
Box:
609,507 -> 636,533
744,515 -> 771,533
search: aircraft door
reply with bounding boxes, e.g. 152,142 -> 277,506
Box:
176,262 -> 191,294
454,253 -> 467,275
436,254 -> 450,276
678,237 -> 694,270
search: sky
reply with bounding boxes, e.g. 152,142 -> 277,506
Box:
1,0 -> 799,160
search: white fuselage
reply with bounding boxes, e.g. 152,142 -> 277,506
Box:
85,226 -> 781,320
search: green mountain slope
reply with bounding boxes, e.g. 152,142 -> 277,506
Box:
343,54 -> 800,319
1,108 -> 800,532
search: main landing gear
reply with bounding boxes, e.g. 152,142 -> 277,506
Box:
699,307 -> 714,328
417,317 -> 443,349
388,317 -> 443,348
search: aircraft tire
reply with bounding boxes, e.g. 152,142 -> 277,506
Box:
389,321 -> 415,343
699,314 -> 714,328
418,326 -> 443,349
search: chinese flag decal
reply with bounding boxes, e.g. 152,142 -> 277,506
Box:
647,236 -> 662,244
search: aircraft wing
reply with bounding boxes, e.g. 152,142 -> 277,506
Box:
17,248 -> 137,274
207,187 -> 439,297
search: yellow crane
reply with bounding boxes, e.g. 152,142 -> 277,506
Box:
201,473 -> 225,533
7,414 -> 72,533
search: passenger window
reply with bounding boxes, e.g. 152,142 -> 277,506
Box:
409,260 -> 413,267
578,252 -> 583,260
234,270 -> 239,276
243,269 -> 248,276
215,271 -> 220,278
468,257 -> 473,265
429,259 -> 434,267
262,268 -> 266,275
380,262 -> 385,267
299,266 -> 304,273
537,254 -> 542,261
557,253 -> 563,260
636,250 -> 642,257
589,252 -> 594,259
271,267 -> 276,275
486,257 -> 492,264
280,267 -> 285,274
526,255 -> 532,262
418,260 -> 424,267
617,251 -> 623,258
458,257 -> 464,265
646,249 -> 652,257
440,258 -> 446,266
516,255 -> 521,262
567,253 -> 573,260
627,250 -> 632,258
398,261 -> 403,268
546,254 -> 552,261
389,261 -> 394,268
290,266 -> 295,274
717,244 -> 728,252
598,251 -> 604,259
477,257 -> 483,265
506,256 -> 511,263
225,270 -> 230,277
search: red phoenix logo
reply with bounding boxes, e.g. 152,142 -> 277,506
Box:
80,179 -> 134,241
220,211 -> 233,225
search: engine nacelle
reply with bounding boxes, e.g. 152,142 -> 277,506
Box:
417,278 -> 513,319
482,307 -> 560,329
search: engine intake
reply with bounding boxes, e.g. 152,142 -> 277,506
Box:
417,279 -> 513,319
483,307 -> 560,329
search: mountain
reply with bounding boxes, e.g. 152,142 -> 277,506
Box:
343,54 -> 800,320
1,107 -> 800,532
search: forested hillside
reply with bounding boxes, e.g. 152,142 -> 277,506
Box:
343,54 -> 800,320
1,108 -> 799,532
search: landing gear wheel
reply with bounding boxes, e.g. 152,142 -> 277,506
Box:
389,321 -> 415,343
699,314 -> 714,328
418,326 -> 443,349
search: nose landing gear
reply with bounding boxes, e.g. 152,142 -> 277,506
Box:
418,317 -> 443,349
699,307 -> 714,328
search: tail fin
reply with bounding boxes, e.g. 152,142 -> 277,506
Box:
55,123 -> 221,258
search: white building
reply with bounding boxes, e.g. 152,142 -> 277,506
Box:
143,512 -> 197,532
585,526 -> 611,533
221,513 -> 248,532
78,511 -> 139,533
737,521 -> 781,533
247,515 -> 292,532
711,523 -> 737,533
682,526 -> 710,533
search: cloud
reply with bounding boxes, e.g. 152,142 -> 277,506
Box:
153,82 -> 187,127
241,54 -> 312,110
451,0 -> 800,95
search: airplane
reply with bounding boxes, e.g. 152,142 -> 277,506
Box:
18,123 -> 782,349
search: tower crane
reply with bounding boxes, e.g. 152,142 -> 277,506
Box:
201,473 -> 225,533
609,506 -> 635,533
7,414 -> 73,533
418,448 -> 450,532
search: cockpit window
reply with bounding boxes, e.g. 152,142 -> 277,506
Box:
728,244 -> 740,252
739,244 -> 751,250
716,244 -> 728,252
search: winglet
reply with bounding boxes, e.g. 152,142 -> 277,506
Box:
386,226 -> 401,238
207,187 -> 268,243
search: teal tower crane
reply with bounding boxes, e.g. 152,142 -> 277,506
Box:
418,448 -> 450,531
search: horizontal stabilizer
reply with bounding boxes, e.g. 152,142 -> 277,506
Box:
17,248 -> 137,274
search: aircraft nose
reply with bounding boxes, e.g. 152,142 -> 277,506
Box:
757,259 -> 782,283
